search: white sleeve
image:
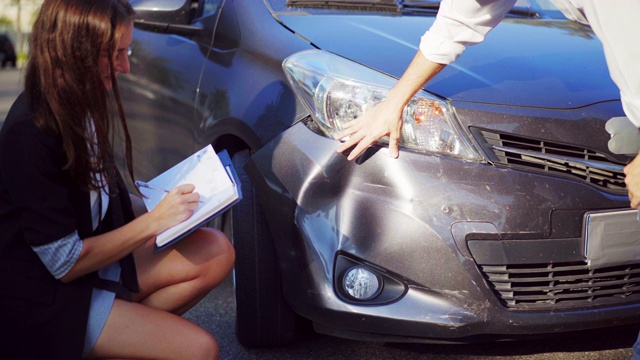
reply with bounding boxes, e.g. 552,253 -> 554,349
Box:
550,0 -> 589,24
578,1 -> 640,127
419,0 -> 518,65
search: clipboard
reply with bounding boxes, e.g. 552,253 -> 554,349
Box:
137,146 -> 242,253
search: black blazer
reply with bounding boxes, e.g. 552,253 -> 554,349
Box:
0,93 -> 138,359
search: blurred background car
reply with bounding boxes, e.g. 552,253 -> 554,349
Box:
121,0 -> 640,349
0,34 -> 16,69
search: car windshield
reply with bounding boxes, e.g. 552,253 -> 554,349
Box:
282,0 -> 565,18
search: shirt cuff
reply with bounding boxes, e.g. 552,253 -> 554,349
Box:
31,230 -> 83,279
419,30 -> 466,65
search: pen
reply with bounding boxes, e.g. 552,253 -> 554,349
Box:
135,180 -> 205,204
135,180 -> 169,193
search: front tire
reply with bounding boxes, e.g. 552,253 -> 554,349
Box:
231,150 -> 297,348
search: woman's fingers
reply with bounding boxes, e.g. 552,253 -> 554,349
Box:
171,184 -> 200,206
387,133 -> 400,159
336,101 -> 404,160
150,184 -> 202,232
336,126 -> 367,155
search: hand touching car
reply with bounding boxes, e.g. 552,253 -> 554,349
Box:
624,154 -> 640,209
336,98 -> 404,160
335,52 -> 445,161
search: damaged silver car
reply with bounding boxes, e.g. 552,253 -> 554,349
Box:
122,0 -> 640,347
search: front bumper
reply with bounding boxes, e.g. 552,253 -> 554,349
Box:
245,120 -> 640,343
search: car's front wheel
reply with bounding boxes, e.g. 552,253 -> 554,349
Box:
231,149 -> 298,348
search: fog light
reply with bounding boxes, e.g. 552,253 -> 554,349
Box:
343,266 -> 381,300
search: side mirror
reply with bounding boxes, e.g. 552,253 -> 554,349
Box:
130,0 -> 202,36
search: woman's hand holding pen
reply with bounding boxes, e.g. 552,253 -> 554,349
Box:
148,183 -> 200,233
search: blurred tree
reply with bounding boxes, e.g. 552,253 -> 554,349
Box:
11,0 -> 23,54
1,0 -> 43,62
0,16 -> 12,27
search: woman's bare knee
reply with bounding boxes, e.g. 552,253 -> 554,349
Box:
178,326 -> 219,360
90,300 -> 220,360
192,329 -> 220,360
188,227 -> 235,285
138,227 -> 234,313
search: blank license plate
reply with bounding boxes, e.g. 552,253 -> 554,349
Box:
584,209 -> 640,268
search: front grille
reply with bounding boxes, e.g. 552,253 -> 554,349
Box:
480,131 -> 626,191
480,261 -> 640,309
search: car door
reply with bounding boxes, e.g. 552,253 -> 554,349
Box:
119,0 -> 223,181
194,0 -> 307,153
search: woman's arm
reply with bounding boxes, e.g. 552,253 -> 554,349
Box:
59,184 -> 199,282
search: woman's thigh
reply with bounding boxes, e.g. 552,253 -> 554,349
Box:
88,299 -> 218,360
131,227 -> 234,312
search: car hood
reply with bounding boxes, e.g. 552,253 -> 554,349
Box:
276,13 -> 619,109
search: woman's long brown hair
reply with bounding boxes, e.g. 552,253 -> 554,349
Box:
25,0 -> 135,192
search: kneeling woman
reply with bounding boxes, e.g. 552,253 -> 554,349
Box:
0,0 -> 234,359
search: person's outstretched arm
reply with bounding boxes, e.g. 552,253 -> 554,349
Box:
336,52 -> 445,160
336,0 -> 517,161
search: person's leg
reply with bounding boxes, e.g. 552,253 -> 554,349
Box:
88,227 -> 232,359
132,226 -> 235,315
88,299 -> 219,360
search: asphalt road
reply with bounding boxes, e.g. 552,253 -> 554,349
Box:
1,67 -> 638,359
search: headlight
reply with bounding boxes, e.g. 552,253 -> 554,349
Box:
283,50 -> 481,161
